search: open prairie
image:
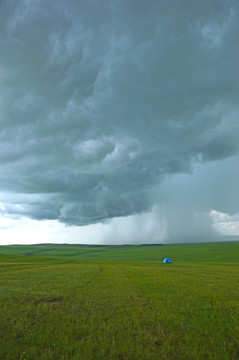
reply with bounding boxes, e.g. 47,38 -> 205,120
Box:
0,242 -> 239,359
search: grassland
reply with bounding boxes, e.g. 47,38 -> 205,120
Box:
0,242 -> 239,359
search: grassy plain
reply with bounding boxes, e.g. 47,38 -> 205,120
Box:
0,242 -> 239,359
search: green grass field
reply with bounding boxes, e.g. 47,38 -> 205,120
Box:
0,242 -> 239,359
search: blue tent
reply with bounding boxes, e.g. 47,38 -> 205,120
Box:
163,258 -> 172,263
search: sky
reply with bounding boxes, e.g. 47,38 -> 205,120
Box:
0,0 -> 239,245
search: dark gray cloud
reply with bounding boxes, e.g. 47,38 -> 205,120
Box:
0,0 -> 239,237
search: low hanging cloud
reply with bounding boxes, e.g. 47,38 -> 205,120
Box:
0,0 -> 239,242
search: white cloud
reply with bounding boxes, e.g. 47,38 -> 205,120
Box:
210,209 -> 239,235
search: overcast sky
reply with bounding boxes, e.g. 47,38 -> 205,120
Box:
0,0 -> 239,245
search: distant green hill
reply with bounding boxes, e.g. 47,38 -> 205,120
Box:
1,241 -> 239,262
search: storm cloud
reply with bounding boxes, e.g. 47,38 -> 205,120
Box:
0,0 -> 239,242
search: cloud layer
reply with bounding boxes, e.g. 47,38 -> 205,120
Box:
0,0 -> 239,241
